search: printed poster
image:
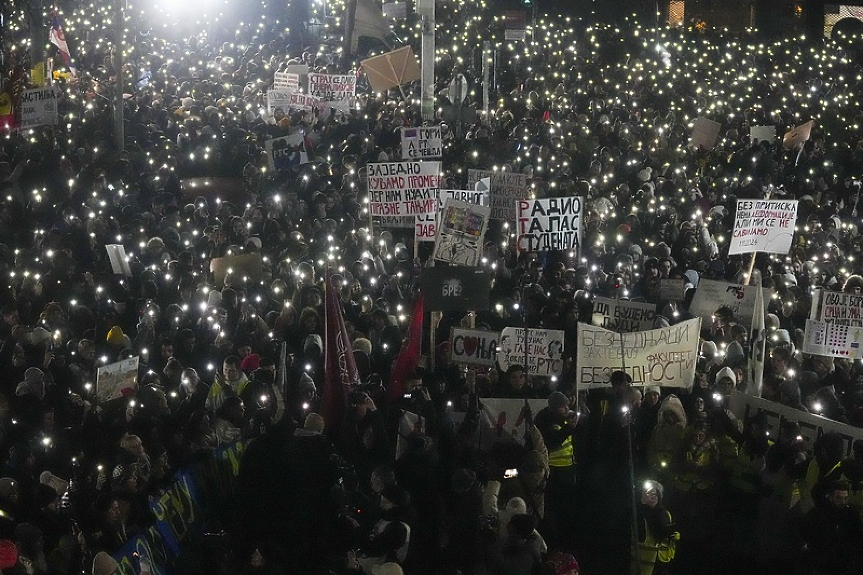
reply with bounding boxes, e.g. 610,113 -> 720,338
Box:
432,199 -> 491,265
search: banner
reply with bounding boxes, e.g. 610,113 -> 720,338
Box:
449,328 -> 499,367
690,117 -> 721,150
497,327 -> 565,376
421,267 -> 490,311
388,294 -> 424,402
401,126 -> 442,159
467,169 -> 529,220
210,253 -> 264,287
516,197 -> 582,253
273,71 -> 300,92
368,161 -> 440,226
361,46 -> 421,93
96,356 -> 139,402
728,199 -> 798,255
810,290 -> 863,327
591,297 -> 657,332
432,199 -> 491,265
688,279 -> 773,327
576,319 -> 701,388
19,87 -> 58,128
265,133 -> 307,171
308,73 -> 356,110
322,273 -> 362,429
803,319 -> 863,359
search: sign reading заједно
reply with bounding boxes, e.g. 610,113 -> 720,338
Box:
728,199 -> 798,255
368,161 -> 441,226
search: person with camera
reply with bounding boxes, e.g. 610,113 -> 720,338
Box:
535,391 -> 579,548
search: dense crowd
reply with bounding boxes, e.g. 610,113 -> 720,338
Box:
1,0 -> 863,574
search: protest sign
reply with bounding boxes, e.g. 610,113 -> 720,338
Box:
367,161 -> 440,227
728,199 -> 798,255
803,319 -> 863,359
106,244 -> 133,277
308,73 -> 356,110
265,133 -> 307,171
401,126 -> 442,159
287,92 -> 321,111
810,290 -> 863,327
96,356 -> 139,402
361,46 -> 421,93
273,71 -> 300,92
497,327 -> 565,376
440,188 -> 489,206
690,117 -> 721,150
517,197 -> 582,253
479,398 -> 549,443
382,1 -> 407,19
750,125 -> 776,144
20,87 -> 58,128
266,90 -> 291,117
577,318 -> 701,388
503,11 -> 527,41
468,169 -> 529,220
450,328 -> 499,367
415,212 -> 437,243
688,279 -> 773,327
783,120 -> 814,150
210,253 -> 264,287
432,199 -> 491,265
659,278 -> 685,301
591,297 -> 657,332
421,267 -> 490,311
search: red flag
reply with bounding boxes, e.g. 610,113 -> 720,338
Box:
321,272 -> 361,429
388,294 -> 424,402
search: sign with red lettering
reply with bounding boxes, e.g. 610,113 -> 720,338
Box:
728,199 -> 798,255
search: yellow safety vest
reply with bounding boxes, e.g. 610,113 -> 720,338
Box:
548,424 -> 574,468
637,509 -> 679,575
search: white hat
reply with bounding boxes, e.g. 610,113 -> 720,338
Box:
716,366 -> 736,386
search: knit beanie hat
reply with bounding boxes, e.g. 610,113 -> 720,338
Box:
715,366 -> 736,386
106,326 -> 125,346
303,413 -> 325,434
548,391 -> 569,409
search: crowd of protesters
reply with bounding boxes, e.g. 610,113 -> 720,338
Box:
1,0 -> 863,573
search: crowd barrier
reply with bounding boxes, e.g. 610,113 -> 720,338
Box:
110,441 -> 247,575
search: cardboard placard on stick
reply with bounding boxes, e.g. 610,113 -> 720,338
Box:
361,46 -> 421,94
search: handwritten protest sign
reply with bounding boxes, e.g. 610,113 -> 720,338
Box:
96,356 -> 139,401
20,87 -> 58,128
432,199 -> 491,265
450,328 -> 499,367
577,318 -> 700,388
265,133 -> 307,171
728,199 -> 798,255
497,327 -> 565,376
308,73 -> 356,110
287,92 -> 320,111
440,188 -> 489,206
517,197 -> 582,253
803,319 -> 863,359
273,71 -> 300,92
810,290 -> 863,327
591,297 -> 657,332
368,161 -> 440,227
266,90 -> 291,117
690,117 -> 721,150
401,126 -> 442,159
688,279 -> 773,327
415,212 -> 436,243
468,169 -> 529,220
783,120 -> 814,150
659,278 -> 685,301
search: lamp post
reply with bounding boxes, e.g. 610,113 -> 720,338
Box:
113,0 -> 124,151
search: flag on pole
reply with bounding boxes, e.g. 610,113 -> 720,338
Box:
748,279 -> 766,396
49,11 -> 77,77
321,272 -> 361,430
388,294 -> 424,402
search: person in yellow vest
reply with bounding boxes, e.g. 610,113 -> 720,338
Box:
535,391 -> 579,548
636,480 -> 679,575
